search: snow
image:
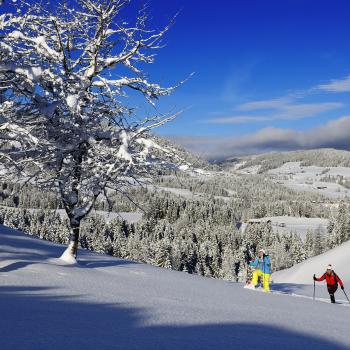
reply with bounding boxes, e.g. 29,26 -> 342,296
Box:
33,35 -> 62,60
0,122 -> 40,144
0,41 -> 13,53
272,239 -> 350,286
327,167 -> 350,177
149,185 -> 232,202
156,186 -> 197,198
268,162 -> 350,199
8,30 -> 25,40
117,130 -> 133,163
0,205 -> 143,223
75,209 -> 142,223
179,164 -> 189,171
242,216 -> 329,239
7,30 -> 62,60
284,182 -> 347,199
0,63 -> 43,82
59,243 -> 78,265
236,164 -> 261,174
229,160 -> 247,171
91,211 -> 142,223
1,225 -> 350,350
193,168 -> 212,176
66,94 -> 80,113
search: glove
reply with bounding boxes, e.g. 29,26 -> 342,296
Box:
341,286 -> 344,290
313,274 -> 316,281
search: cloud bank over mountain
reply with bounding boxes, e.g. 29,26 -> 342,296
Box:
171,116 -> 350,160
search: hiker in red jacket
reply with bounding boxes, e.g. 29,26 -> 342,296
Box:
314,264 -> 344,303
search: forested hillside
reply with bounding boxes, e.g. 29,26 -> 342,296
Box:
1,152 -> 350,282
223,149 -> 350,173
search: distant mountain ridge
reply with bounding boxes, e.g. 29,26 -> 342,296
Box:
219,148 -> 350,173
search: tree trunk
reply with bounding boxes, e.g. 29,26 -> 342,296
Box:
68,221 -> 80,257
60,219 -> 81,263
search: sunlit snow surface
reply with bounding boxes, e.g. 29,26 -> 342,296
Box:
1,225 -> 350,350
268,162 -> 350,199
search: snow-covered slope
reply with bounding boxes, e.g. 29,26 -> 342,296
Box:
268,162 -> 350,199
241,216 -> 329,239
272,240 -> 350,285
1,226 -> 350,350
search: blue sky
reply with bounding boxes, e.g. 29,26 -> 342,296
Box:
2,0 -> 350,159
136,0 -> 350,159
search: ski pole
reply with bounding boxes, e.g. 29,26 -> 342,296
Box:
313,276 -> 316,301
342,288 -> 350,304
262,255 -> 265,290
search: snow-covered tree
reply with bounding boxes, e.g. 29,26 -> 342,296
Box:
313,226 -> 325,256
0,0 -> 188,260
290,233 -> 306,264
304,229 -> 314,257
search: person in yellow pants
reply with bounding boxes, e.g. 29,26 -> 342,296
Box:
249,249 -> 271,292
251,268 -> 271,292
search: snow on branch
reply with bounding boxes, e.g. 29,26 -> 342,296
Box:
0,0 -> 190,231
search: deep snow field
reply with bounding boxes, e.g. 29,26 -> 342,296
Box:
268,162 -> 350,199
1,225 -> 350,350
240,216 -> 329,239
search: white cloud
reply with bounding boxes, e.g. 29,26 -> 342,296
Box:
205,102 -> 343,124
171,116 -> 350,160
207,71 -> 350,125
206,115 -> 271,124
237,97 -> 292,111
317,74 -> 350,92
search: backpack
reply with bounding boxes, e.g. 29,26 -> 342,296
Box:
325,271 -> 339,286
333,271 -> 340,286
262,254 -> 272,273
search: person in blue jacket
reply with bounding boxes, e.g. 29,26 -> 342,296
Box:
249,249 -> 271,292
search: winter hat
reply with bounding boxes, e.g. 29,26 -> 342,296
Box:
326,264 -> 332,270
259,249 -> 265,254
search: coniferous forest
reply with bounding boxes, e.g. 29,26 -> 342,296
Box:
1,159 -> 349,282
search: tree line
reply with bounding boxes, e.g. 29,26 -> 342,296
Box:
1,191 -> 348,282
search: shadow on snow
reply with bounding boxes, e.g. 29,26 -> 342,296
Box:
0,284 -> 348,350
0,225 -> 137,272
0,225 -> 348,349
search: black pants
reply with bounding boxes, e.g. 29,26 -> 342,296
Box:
327,284 -> 338,303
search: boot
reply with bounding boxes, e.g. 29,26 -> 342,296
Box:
330,294 -> 335,303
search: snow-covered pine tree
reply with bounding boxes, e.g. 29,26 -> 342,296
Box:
0,0 -> 189,261
313,225 -> 325,256
304,229 -> 314,257
154,239 -> 172,269
331,200 -> 350,245
290,233 -> 306,264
